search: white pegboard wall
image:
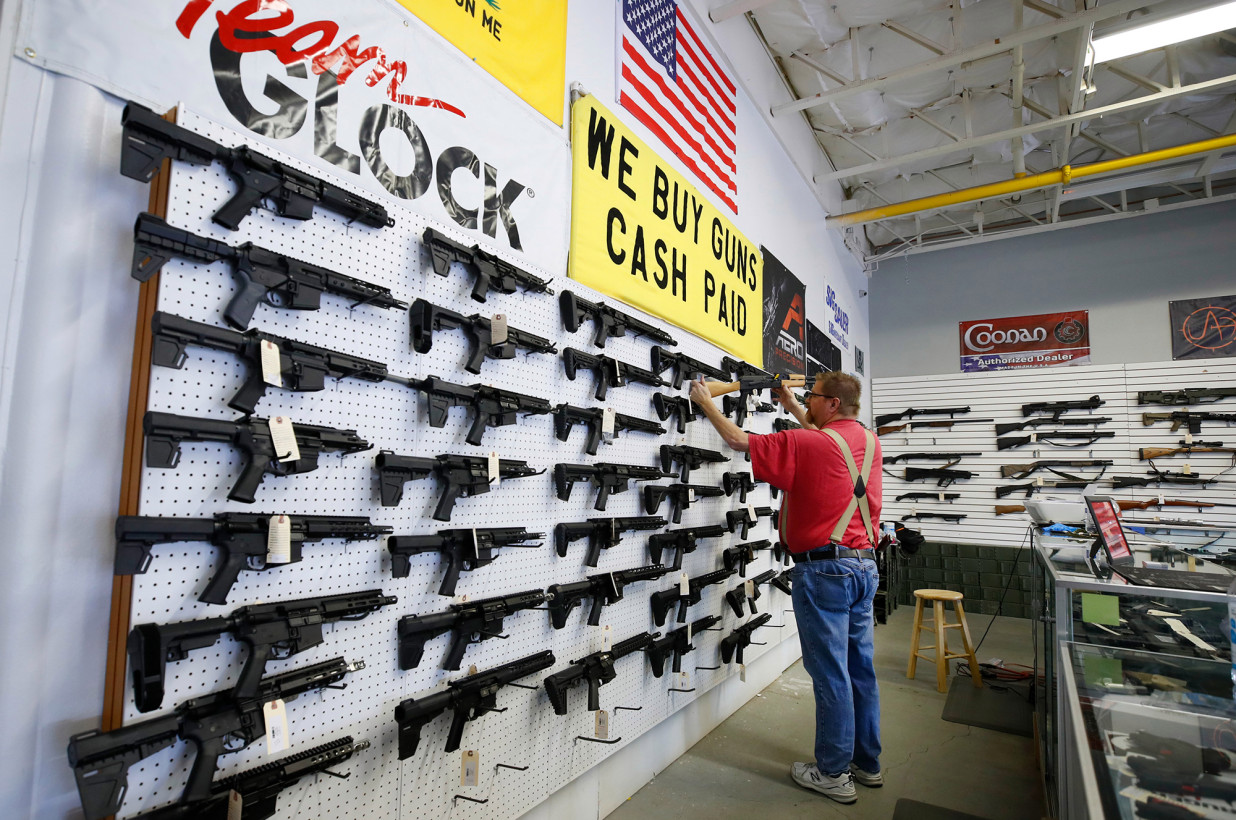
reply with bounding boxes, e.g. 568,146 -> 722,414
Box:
117,105 -> 794,820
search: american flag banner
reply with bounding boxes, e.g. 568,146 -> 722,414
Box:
619,0 -> 738,213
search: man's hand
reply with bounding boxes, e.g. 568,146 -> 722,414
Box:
771,384 -> 796,409
689,376 -> 716,409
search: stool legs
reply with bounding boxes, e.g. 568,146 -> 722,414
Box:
907,598 -> 925,679
933,600 -> 948,693
954,601 -> 982,689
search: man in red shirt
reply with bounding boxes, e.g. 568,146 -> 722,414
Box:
689,370 -> 883,804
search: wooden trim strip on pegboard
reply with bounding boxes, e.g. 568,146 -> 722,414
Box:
99,111 -> 173,733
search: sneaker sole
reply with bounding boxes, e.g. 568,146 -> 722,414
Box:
853,777 -> 883,788
790,773 -> 858,804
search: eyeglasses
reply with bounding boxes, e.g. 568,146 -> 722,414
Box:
808,392 -> 838,401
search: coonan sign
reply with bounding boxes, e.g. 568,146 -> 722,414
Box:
959,311 -> 1090,372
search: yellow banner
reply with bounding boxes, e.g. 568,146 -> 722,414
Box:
399,0 -> 567,126
569,97 -> 763,366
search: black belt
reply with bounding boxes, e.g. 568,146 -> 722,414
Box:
792,545 -> 874,563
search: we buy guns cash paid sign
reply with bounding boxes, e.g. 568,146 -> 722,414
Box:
959,311 -> 1090,372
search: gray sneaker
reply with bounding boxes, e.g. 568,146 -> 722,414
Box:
790,762 -> 858,803
849,764 -> 884,787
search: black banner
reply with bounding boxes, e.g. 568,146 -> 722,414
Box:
806,320 -> 841,374
761,247 -> 806,374
1170,294 -> 1236,360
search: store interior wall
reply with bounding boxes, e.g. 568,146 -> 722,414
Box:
867,199 -> 1236,378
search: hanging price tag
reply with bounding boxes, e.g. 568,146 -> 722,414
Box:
747,393 -> 757,411
745,580 -> 755,599
1183,463 -> 1191,475
490,314 -> 508,345
259,340 -> 283,387
266,515 -> 292,564
227,791 -> 244,820
461,750 -> 478,787
601,407 -> 616,441
747,502 -> 757,522
613,360 -> 623,383
686,622 -> 693,643
688,488 -> 696,503
1185,432 -> 1194,445
938,492 -> 946,502
739,663 -> 747,683
263,699 -> 289,755
595,710 -> 610,739
910,506 -> 918,517
679,572 -> 690,596
488,452 -> 500,486
268,416 -> 301,463
678,670 -> 691,688
1035,476 -> 1044,486
1158,494 -> 1166,506
601,624 -> 613,652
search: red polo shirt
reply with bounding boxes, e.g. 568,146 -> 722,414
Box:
747,419 -> 883,553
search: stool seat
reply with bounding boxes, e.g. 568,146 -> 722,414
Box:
914,589 -> 963,602
907,587 -> 981,693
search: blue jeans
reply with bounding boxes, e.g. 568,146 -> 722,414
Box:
792,556 -> 882,775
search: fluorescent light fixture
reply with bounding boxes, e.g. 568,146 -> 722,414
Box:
1091,0 -> 1236,62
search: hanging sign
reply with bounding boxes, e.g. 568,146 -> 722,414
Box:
760,248 -> 806,375
1170,294 -> 1236,360
806,320 -> 841,374
959,311 -> 1090,372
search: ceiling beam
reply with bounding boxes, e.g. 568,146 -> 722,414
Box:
1022,0 -> 1065,20
881,21 -> 948,55
709,0 -> 779,23
789,51 -> 850,87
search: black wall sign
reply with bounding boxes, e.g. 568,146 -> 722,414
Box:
761,247 -> 806,374
1170,294 -> 1236,360
806,320 -> 841,374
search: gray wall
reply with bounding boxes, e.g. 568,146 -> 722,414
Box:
868,200 -> 1236,378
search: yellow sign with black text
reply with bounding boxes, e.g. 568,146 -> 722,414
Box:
398,0 -> 567,126
569,97 -> 762,365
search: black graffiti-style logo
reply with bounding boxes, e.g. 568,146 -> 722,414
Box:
1181,305 -> 1236,351
1053,318 -> 1085,345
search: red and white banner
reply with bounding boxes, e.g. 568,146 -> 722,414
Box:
959,311 -> 1090,372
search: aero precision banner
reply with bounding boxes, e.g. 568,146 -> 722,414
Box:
569,96 -> 762,365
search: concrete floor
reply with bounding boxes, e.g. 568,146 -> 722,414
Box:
609,606 -> 1045,819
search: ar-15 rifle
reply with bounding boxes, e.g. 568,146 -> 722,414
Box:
874,406 -> 971,428
128,735 -> 371,820
726,569 -> 780,617
1021,395 -> 1105,420
404,375 -> 552,446
555,516 -> 668,567
559,290 -> 677,348
896,492 -> 961,502
994,481 -> 1090,499
121,102 -> 394,230
901,513 -> 966,523
553,403 -> 666,455
409,298 -> 557,374
115,513 -> 391,605
883,452 -> 981,467
562,347 -> 667,400
387,528 -> 543,595
1143,411 -> 1236,434
722,471 -> 763,502
150,311 -> 388,414
726,507 -> 777,539
397,589 -> 546,671
547,564 -> 669,629
422,228 -> 554,302
143,412 -> 370,504
375,451 -> 544,518
1000,459 -> 1113,480
133,214 -> 405,329
395,650 -> 555,758
1140,441 -> 1236,459
544,632 -> 659,714
660,444 -> 730,481
555,462 -> 676,511
707,371 -> 804,428
648,525 -> 728,568
650,567 -> 735,626
646,615 -> 721,677
649,345 -> 728,387
902,466 -> 974,487
1139,387 -> 1236,406
653,392 -> 698,433
997,430 -> 1115,449
643,483 -> 726,524
720,613 -> 773,664
127,589 -> 394,712
995,416 -> 1112,436
67,657 -> 363,820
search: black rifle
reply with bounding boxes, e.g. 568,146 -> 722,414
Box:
1021,395 -> 1105,419
127,589 -> 394,712
650,567 -> 735,626
996,431 -> 1115,449
547,565 -> 669,629
901,513 -> 966,523
647,525 -> 728,568
995,481 -> 1090,499
771,571 -> 793,595
722,395 -> 776,425
726,507 -> 776,539
128,735 -> 371,820
68,657 -> 362,820
720,613 -> 773,664
895,492 -> 961,502
721,356 -> 771,381
553,403 -> 666,455
652,392 -> 698,433
554,462 -> 676,511
395,650 -> 556,758
874,406 -> 971,427
151,311 -> 389,414
903,466 -> 974,487
562,347 -> 666,400
1143,411 -> 1236,434
646,615 -> 721,677
649,345 -> 728,387
544,632 -> 659,714
723,540 -> 773,577
422,228 -> 554,302
883,452 -> 981,466
1139,388 -> 1236,406
661,444 -> 730,481
722,471 -> 761,503
405,375 -> 552,446
994,416 -> 1112,436
559,290 -> 677,348
408,298 -> 557,374
555,516 -> 668,567
121,102 -> 394,230
374,451 -> 543,518
1000,460 -> 1113,480
133,214 -> 405,328
397,589 -> 546,671
643,483 -> 726,524
726,569 -> 780,617
143,412 -> 370,504
386,527 -> 544,595
115,513 -> 392,605
1111,470 -> 1236,490
774,418 -> 802,433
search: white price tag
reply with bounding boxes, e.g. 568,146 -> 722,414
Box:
227,790 -> 243,820
1183,463 -> 1191,475
488,451 -> 500,486
601,407 -> 616,440
613,360 -> 623,383
910,505 -> 918,517
1158,494 -> 1166,506
268,416 -> 301,463
1185,432 -> 1194,445
601,624 -> 613,652
263,699 -> 289,755
938,492 -> 946,502
688,488 -> 696,503
686,622 -> 693,643
1030,433 -> 1038,443
746,393 -> 757,411
744,580 -> 755,599
678,572 -> 690,596
490,314 -> 508,345
747,502 -> 757,522
1034,476 -> 1044,486
266,515 -> 292,564
678,670 -> 691,688
461,750 -> 479,787
739,663 -> 747,683
595,710 -> 610,739
259,340 -> 283,387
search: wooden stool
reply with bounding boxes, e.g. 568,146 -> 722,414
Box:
907,589 -> 982,693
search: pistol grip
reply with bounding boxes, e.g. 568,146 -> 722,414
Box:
229,371 -> 270,415
228,456 -> 269,504
198,550 -> 249,605
223,270 -> 270,329
437,550 -> 462,595
434,482 -> 463,523
212,184 -> 265,231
